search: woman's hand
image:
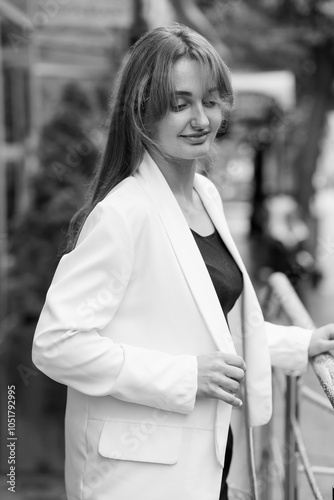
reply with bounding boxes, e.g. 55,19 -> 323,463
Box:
308,323 -> 334,358
196,352 -> 247,407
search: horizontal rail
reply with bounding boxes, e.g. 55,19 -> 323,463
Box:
298,465 -> 334,476
267,273 -> 334,409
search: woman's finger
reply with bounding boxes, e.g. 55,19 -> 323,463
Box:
223,365 -> 246,383
214,386 -> 243,407
217,375 -> 240,394
222,352 -> 247,372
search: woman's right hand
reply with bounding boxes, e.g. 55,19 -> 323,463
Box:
196,352 -> 247,407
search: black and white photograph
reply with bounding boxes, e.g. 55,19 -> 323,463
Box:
0,1 -> 334,499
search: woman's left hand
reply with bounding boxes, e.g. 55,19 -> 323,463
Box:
308,323 -> 334,358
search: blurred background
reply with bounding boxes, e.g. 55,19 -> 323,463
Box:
0,0 -> 334,498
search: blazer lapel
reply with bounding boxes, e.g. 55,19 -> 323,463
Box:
193,174 -> 246,274
194,173 -> 272,427
135,153 -> 271,469
134,152 -> 236,355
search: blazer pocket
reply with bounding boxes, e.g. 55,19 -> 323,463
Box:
98,420 -> 182,465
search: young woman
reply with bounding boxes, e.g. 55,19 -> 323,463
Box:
32,24 -> 334,500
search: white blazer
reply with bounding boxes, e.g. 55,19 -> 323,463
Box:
32,151 -> 311,500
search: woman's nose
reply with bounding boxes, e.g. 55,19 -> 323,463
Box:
191,104 -> 210,129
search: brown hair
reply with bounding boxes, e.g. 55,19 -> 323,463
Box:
67,23 -> 234,250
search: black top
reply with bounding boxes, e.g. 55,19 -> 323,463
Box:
192,227 -> 243,499
191,228 -> 243,321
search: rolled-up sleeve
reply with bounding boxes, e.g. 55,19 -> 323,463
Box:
265,321 -> 312,373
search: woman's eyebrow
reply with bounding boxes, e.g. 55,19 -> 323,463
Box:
174,88 -> 218,96
175,90 -> 192,96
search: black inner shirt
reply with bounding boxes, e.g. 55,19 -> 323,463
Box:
191,226 -> 244,499
191,228 -> 243,321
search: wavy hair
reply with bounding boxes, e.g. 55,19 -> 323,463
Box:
66,23 -> 234,251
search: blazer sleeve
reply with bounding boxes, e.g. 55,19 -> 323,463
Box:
265,321 -> 312,373
32,201 -> 197,414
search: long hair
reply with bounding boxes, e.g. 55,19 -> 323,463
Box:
66,23 -> 234,251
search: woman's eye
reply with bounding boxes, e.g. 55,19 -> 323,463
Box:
203,100 -> 217,108
171,101 -> 188,112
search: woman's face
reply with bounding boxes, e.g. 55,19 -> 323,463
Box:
152,58 -> 223,163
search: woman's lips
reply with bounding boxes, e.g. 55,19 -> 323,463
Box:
180,131 -> 210,143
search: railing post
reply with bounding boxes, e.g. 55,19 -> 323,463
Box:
265,272 -> 334,500
285,375 -> 300,500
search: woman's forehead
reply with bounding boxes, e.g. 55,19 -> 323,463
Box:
171,58 -> 218,93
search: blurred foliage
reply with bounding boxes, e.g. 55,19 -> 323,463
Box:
199,0 -> 334,208
198,0 -> 334,72
9,82 -> 107,324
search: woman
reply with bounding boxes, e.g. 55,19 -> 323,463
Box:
32,24 -> 334,500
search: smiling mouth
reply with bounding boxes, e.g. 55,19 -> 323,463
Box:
180,131 -> 210,139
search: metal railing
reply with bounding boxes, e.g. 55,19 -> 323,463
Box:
258,272 -> 334,500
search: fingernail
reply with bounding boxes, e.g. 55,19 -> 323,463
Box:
238,400 -> 243,407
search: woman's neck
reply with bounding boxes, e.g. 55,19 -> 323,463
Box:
149,150 -> 197,204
